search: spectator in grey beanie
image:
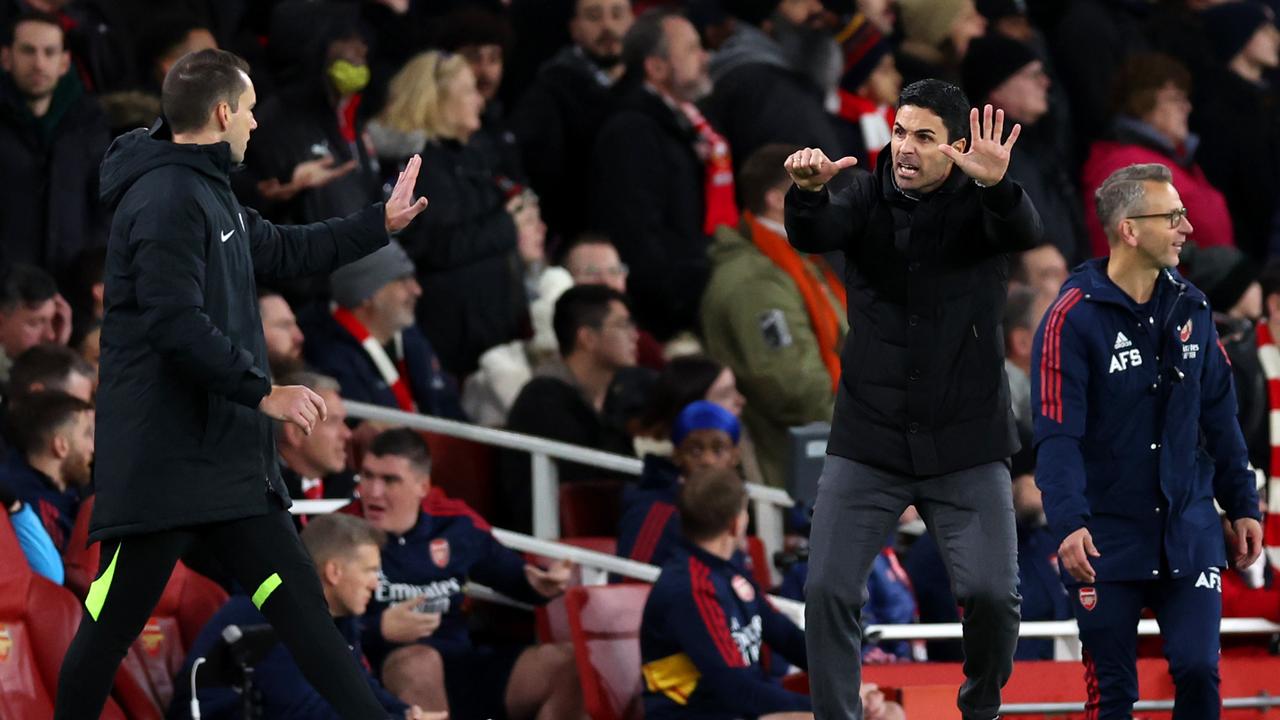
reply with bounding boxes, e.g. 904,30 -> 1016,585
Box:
302,240 -> 465,419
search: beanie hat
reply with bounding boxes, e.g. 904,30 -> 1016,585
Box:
961,33 -> 1038,104
837,14 -> 893,93
976,0 -> 1027,22
899,0 -> 968,48
1201,1 -> 1271,63
329,241 -> 416,309
1181,244 -> 1258,313
672,400 -> 741,447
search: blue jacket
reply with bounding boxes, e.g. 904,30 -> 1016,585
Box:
301,308 -> 464,420
617,455 -> 682,566
1015,524 -> 1072,659
641,541 -> 810,720
1,454 -> 79,553
168,595 -> 406,719
1032,259 -> 1260,584
362,492 -> 545,667
777,548 -> 919,661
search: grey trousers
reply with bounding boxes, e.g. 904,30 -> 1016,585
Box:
805,455 -> 1021,720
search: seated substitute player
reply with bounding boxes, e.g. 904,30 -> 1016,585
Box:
170,513 -> 445,719
617,400 -> 743,567
358,428 -> 585,719
640,466 -> 814,719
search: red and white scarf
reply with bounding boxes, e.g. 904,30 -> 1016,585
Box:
679,101 -> 739,236
1253,322 -> 1280,571
332,306 -> 416,413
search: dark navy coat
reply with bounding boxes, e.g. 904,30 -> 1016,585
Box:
1032,259 -> 1260,585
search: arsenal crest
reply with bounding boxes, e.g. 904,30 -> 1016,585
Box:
0,625 -> 10,662
1179,319 -> 1193,343
430,538 -> 450,568
731,575 -> 755,602
141,619 -> 165,656
1078,586 -> 1098,611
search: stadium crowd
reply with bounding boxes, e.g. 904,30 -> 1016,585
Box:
3,0 -> 1280,717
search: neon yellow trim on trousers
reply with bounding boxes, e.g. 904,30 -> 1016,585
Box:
85,544 -> 122,621
252,573 -> 282,609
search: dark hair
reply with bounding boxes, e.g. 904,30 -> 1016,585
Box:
1002,286 -> 1038,343
621,8 -> 677,84
553,284 -> 630,355
137,11 -> 212,74
10,344 -> 93,397
738,143 -> 800,215
162,48 -> 251,134
0,264 -> 57,314
10,391 -> 92,458
437,6 -> 513,54
554,233 -> 616,268
1260,258 -> 1280,303
301,513 -> 386,568
897,78 -> 971,146
1113,52 -> 1191,119
632,355 -> 724,438
3,10 -> 64,48
678,467 -> 747,542
368,428 -> 433,474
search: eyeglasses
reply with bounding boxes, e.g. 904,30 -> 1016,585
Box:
1125,207 -> 1189,229
578,263 -> 629,279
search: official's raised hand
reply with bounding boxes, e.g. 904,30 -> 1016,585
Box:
936,104 -> 1021,187
385,154 -> 430,233
784,148 -> 857,192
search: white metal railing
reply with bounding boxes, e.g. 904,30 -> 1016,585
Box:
343,400 -> 794,580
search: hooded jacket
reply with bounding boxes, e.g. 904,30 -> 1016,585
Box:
90,122 -> 387,541
1032,259 -> 1260,584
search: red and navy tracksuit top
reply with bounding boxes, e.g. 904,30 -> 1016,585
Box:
361,491 -> 546,664
618,455 -> 683,566
640,541 -> 810,719
1031,259 -> 1260,585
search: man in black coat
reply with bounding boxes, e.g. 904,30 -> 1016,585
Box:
0,11 -> 110,279
509,0 -> 633,240
786,80 -> 1042,720
703,0 -> 844,172
591,8 -> 716,340
52,48 -> 428,720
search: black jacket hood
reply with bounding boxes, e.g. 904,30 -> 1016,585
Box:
99,120 -> 234,210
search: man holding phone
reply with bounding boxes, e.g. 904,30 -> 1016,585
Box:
357,429 -> 585,720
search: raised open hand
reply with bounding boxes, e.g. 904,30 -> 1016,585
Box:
937,104 -> 1021,187
385,154 -> 430,233
783,147 -> 858,192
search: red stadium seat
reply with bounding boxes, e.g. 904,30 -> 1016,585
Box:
744,535 -> 772,591
565,584 -> 650,720
113,562 -> 228,719
422,432 -> 497,523
0,510 -> 127,719
559,479 -> 626,537
534,537 -> 620,644
64,495 -> 231,718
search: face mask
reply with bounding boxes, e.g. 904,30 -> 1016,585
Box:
328,60 -> 370,95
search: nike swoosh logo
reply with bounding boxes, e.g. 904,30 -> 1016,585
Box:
220,230 -> 234,242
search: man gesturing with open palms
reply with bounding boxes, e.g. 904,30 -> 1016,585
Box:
784,80 -> 1043,720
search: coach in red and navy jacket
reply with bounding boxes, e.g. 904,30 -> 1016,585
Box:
356,428 -> 582,719
1032,163 -> 1262,719
641,467 -> 809,719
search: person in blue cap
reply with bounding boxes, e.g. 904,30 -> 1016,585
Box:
618,400 -> 742,568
